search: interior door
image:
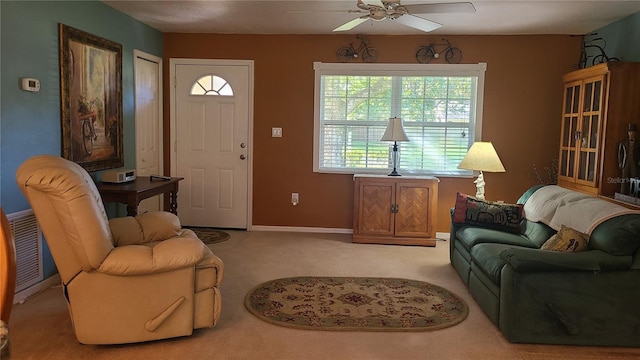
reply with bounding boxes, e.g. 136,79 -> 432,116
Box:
134,50 -> 162,214
172,61 -> 252,228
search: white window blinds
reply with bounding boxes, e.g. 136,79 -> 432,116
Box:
313,62 -> 486,176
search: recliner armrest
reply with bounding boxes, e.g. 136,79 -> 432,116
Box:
499,247 -> 601,273
98,237 -> 207,275
109,211 -> 182,246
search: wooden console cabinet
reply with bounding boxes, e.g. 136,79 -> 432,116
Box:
557,62 -> 640,207
353,175 -> 439,246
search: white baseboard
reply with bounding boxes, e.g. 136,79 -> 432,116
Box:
250,225 -> 353,234
249,226 -> 450,240
14,274 -> 61,304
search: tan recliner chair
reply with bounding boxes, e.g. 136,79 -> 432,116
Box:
16,155 -> 224,345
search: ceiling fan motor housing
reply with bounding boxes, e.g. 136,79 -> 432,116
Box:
370,9 -> 387,20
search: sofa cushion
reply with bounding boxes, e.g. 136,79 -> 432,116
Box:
499,247 -> 601,272
453,193 -> 523,234
521,220 -> 557,248
589,214 -> 640,256
456,227 -> 538,252
541,225 -> 589,252
632,252 -> 640,270
471,243 -> 514,285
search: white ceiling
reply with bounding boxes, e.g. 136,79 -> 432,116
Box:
103,0 -> 640,35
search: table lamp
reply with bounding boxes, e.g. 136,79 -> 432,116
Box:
457,141 -> 506,200
381,117 -> 409,176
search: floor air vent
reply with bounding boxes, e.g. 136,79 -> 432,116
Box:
7,209 -> 44,292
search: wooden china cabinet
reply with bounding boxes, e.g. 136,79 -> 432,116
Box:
352,175 -> 439,246
557,62 -> 640,206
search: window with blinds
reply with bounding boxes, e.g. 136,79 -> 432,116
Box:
313,62 -> 487,176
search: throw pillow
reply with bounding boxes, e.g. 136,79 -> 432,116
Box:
452,192 -> 523,234
541,225 -> 589,252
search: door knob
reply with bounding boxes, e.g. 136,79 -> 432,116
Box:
240,143 -> 246,148
240,154 -> 246,160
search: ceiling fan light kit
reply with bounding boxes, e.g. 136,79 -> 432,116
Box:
333,0 -> 476,33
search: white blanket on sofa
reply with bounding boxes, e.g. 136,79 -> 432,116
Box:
523,185 -> 639,234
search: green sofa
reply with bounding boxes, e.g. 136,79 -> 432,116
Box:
449,185 -> 640,347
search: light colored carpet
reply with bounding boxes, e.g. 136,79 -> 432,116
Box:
8,231 -> 640,360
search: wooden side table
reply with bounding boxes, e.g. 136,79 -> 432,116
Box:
353,174 -> 439,246
96,176 -> 184,216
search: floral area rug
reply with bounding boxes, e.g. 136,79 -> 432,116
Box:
186,227 -> 230,244
245,276 -> 468,331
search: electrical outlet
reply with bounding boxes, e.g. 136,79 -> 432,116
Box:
272,127 -> 283,137
291,192 -> 299,206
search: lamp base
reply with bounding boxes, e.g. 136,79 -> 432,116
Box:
387,142 -> 402,176
474,171 -> 486,200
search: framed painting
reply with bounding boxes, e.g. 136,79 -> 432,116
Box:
59,24 -> 123,171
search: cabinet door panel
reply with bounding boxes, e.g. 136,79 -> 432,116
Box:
359,183 -> 394,235
394,183 -> 431,237
577,151 -> 597,183
574,76 -> 603,187
559,116 -> 578,179
559,81 -> 581,181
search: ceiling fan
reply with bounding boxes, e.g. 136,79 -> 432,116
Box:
333,0 -> 476,33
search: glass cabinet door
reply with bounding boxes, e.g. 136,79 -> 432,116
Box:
576,77 -> 603,185
559,82 -> 581,179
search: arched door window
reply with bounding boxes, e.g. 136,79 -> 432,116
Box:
190,75 -> 234,96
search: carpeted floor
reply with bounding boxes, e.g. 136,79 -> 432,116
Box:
8,231 -> 640,359
245,276 -> 468,331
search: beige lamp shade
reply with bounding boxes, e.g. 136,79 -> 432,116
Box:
380,117 -> 409,142
458,141 -> 506,172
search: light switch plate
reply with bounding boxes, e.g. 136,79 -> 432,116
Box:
272,127 -> 282,137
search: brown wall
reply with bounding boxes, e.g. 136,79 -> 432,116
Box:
163,34 -> 581,232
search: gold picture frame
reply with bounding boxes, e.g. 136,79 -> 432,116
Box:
59,24 -> 123,171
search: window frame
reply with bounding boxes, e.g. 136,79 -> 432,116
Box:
312,62 -> 487,177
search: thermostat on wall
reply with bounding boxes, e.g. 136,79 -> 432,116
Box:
21,78 -> 40,92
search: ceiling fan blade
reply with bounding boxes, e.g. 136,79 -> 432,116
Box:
333,16 -> 370,32
404,2 -> 476,15
392,14 -> 442,33
361,0 -> 385,9
285,9 -> 366,14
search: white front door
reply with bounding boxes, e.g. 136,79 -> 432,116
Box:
134,50 -> 163,214
171,60 -> 253,229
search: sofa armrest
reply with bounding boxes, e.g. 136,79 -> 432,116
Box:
499,247 -> 601,273
98,237 -> 207,275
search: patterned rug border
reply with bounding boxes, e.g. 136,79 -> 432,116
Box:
244,276 -> 469,332
186,227 -> 231,244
